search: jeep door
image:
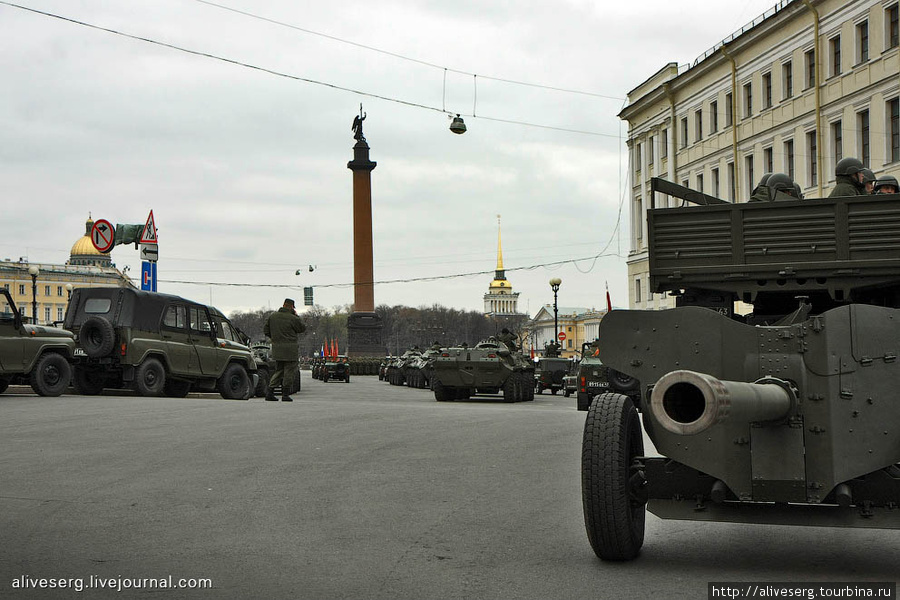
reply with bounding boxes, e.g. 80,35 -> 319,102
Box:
160,303 -> 194,376
0,293 -> 24,372
188,305 -> 219,375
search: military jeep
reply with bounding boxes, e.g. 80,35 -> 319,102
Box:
64,287 -> 257,399
322,356 -> 350,383
0,288 -> 75,396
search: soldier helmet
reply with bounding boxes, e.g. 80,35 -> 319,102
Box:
791,182 -> 804,199
861,168 -> 876,184
757,173 -> 773,187
835,157 -> 865,177
767,172 -> 794,197
874,175 -> 899,193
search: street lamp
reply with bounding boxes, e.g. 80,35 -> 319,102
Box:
549,277 -> 561,348
65,283 -> 73,300
28,265 -> 39,324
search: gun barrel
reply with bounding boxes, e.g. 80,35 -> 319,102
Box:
650,370 -> 794,435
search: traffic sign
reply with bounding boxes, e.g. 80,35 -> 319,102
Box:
141,261 -> 157,292
140,210 -> 157,244
140,244 -> 159,262
557,331 -> 566,342
90,219 -> 115,253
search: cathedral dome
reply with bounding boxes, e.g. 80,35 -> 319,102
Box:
70,217 -> 111,266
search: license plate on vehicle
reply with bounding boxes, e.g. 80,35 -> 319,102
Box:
587,381 -> 608,387
74,348 -> 86,357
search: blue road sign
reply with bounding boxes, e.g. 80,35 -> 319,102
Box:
141,261 -> 157,292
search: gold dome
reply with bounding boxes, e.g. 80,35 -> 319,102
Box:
70,216 -> 111,265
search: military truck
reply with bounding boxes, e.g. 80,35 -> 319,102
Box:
574,342 -> 640,411
64,287 -> 257,399
430,338 -> 535,402
534,356 -> 571,395
582,178 -> 900,561
0,288 -> 75,396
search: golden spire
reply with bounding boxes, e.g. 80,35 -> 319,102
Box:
496,214 -> 504,270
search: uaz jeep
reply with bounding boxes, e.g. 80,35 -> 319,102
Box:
64,287 -> 257,399
0,288 -> 75,396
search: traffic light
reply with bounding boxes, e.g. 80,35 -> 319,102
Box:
304,287 -> 314,306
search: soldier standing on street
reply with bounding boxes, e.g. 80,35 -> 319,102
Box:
264,298 -> 306,402
829,157 -> 866,197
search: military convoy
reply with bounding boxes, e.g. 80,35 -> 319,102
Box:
582,178 -> 900,561
0,287 -> 75,396
430,338 -> 535,402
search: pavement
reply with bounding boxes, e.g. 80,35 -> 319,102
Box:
1,375 -> 897,599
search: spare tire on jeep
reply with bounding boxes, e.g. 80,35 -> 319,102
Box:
80,316 -> 116,358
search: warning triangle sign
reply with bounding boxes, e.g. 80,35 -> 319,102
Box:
140,210 -> 158,244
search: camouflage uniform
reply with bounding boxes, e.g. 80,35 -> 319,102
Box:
829,175 -> 862,198
498,329 -> 518,351
264,303 -> 306,400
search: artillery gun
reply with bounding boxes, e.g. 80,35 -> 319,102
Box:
582,178 -> 900,560
431,338 -> 534,402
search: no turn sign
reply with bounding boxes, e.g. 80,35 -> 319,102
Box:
91,219 -> 115,253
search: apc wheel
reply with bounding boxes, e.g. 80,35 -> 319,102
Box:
218,363 -> 250,399
0,378 -> 8,394
582,393 -> 646,561
72,367 -> 105,395
135,358 -> 166,396
523,373 -> 535,401
503,376 -> 518,403
254,367 -> 270,398
30,353 -> 71,397
164,379 -> 192,398
433,380 -> 453,402
80,316 -> 116,358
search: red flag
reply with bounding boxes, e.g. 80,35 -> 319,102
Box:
331,338 -> 336,359
335,338 -> 339,357
605,281 -> 612,313
530,346 -> 535,359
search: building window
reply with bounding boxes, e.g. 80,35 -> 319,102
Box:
888,4 -> 899,49
858,109 -> 870,166
725,92 -> 733,126
660,129 -> 668,158
830,35 -> 841,77
890,98 -> 900,163
57,307 -> 64,321
727,162 -> 735,201
695,109 -> 703,141
648,135 -> 654,166
712,167 -> 720,198
764,147 -> 773,173
43,285 -> 50,296
634,278 -> 642,303
634,143 -> 642,174
18,284 -> 25,295
784,139 -> 795,180
680,117 -> 689,148
696,173 -> 704,193
832,120 -> 843,164
56,285 -> 63,297
805,49 -> 816,89
44,307 -> 50,323
710,100 -> 718,133
857,20 -> 869,63
634,197 -> 643,243
783,61 -> 793,99
762,72 -> 772,109
807,130 -> 818,186
743,82 -> 753,118
745,155 -> 755,199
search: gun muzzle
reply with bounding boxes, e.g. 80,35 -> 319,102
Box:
650,370 -> 794,435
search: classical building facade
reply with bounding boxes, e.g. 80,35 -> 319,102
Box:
0,217 -> 134,323
483,217 -> 520,316
528,305 -> 605,358
620,0 -> 900,309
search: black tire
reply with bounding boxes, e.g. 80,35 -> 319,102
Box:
134,357 -> 166,396
72,367 -> 105,395
503,376 -> 518,403
80,316 -> 116,358
551,387 -> 558,395
577,392 -> 592,412
609,369 -> 639,393
164,379 -> 192,398
433,379 -> 452,402
30,352 -> 71,397
254,367 -> 270,398
523,373 -> 535,401
582,393 -> 646,561
218,363 -> 250,399
0,378 -> 8,394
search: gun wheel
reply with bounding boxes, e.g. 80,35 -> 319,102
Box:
582,392 -> 646,561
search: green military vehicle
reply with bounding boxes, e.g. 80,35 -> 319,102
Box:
405,348 -> 441,389
574,342 -> 639,411
431,338 -> 534,402
64,287 -> 257,399
582,178 -> 900,561
0,288 -> 75,396
534,356 -> 571,395
321,356 -> 350,383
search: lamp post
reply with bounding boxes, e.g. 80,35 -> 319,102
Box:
549,277 -> 561,347
65,284 -> 73,300
28,265 -> 39,324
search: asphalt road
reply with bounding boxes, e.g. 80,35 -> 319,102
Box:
1,376 -> 897,599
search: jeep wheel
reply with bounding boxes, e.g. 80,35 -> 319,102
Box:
0,378 -> 8,394
255,367 -> 270,397
164,379 -> 192,398
72,367 -> 105,395
134,358 -> 166,396
80,316 -> 116,358
30,352 -> 71,397
218,363 -> 250,399
582,392 -> 646,561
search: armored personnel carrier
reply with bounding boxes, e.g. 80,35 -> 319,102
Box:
430,338 -> 534,402
582,178 -> 900,561
405,348 -> 441,389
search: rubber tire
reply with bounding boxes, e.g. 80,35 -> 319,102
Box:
609,369 -> 639,393
433,379 -> 452,402
135,358 -> 166,396
164,379 -> 192,398
582,392 -> 646,561
254,367 -> 270,398
551,387 -> 558,395
0,378 -> 8,394
523,373 -> 535,401
72,367 -> 105,395
30,352 -> 71,397
564,389 -> 572,398
80,316 -> 116,358
218,363 -> 249,399
503,376 -> 518,403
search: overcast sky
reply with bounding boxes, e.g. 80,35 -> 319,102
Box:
0,0 -> 779,317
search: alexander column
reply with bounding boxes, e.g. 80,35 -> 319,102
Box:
346,105 -> 385,357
